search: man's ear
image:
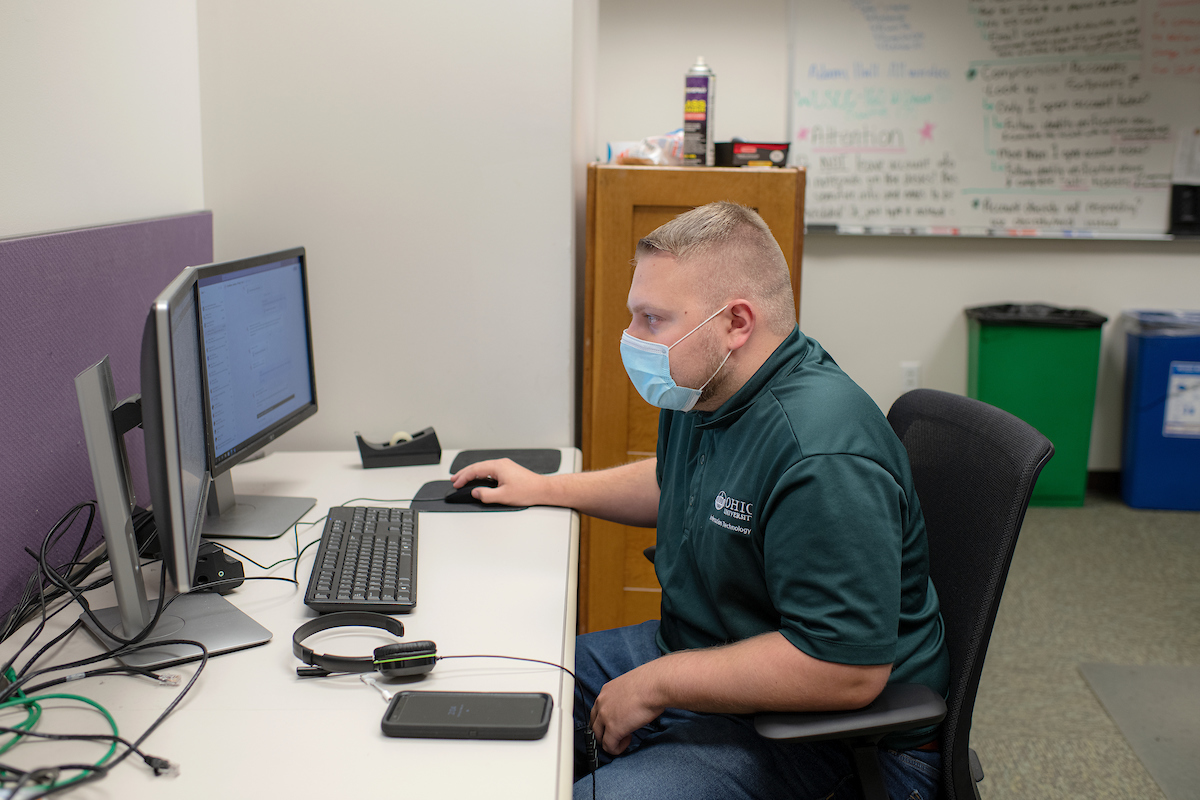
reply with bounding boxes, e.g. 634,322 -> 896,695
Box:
727,301 -> 755,350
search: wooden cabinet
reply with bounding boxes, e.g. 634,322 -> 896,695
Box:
579,164 -> 806,633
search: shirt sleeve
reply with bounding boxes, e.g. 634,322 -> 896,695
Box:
762,453 -> 906,666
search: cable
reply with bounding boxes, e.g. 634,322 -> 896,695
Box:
3,498 -> 294,703
34,519 -> 173,651
0,502 -> 109,647
2,504 -> 172,689
1,498 -> 294,796
3,763 -> 106,800
2,497 -> 414,797
0,643 -> 200,794
96,640 -> 206,769
15,621 -> 83,687
291,515 -> 327,584
292,538 -> 322,584
0,725 -> 175,777
1,503 -> 101,663
288,497 -> 415,585
11,500 -> 211,677
0,559 -> 58,696
435,654 -> 579,684
428,655 -> 599,797
1,575 -> 294,705
211,542 -> 295,572
336,497 -> 415,507
217,510 -> 330,586
18,665 -> 175,697
2,639 -> 208,799
0,690 -> 39,760
0,692 -> 120,796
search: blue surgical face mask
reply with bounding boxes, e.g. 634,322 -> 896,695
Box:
621,305 -> 730,412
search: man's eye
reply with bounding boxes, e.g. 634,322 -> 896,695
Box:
645,314 -> 659,325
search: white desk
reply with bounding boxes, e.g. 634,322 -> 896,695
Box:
0,449 -> 580,799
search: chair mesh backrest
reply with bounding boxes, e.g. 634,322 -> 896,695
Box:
888,390 -> 1053,800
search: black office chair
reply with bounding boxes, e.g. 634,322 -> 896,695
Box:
753,388 -> 1054,800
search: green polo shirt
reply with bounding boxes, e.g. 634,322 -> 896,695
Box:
654,327 -> 948,744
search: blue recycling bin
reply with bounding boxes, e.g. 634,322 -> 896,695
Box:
1121,310 -> 1200,510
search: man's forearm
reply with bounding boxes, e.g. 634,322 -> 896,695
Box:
647,632 -> 890,714
542,457 -> 659,527
588,631 -> 891,755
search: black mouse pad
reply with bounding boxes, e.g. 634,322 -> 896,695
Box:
410,480 -> 527,513
449,449 -> 562,475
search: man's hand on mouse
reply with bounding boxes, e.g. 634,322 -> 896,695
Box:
450,458 -> 545,507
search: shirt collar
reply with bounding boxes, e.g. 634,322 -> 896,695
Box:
694,326 -> 809,430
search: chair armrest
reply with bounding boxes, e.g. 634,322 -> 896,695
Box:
754,682 -> 947,743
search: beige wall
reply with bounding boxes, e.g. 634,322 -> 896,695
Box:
197,1 -> 589,452
0,1 -> 204,237
4,0 -> 592,454
596,0 -> 1200,469
595,0 -> 789,150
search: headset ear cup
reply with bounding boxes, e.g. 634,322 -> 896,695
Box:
374,640 -> 437,678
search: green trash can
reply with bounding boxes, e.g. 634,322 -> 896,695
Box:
966,303 -> 1108,506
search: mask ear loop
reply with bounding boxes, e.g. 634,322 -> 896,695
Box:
666,304 -> 729,352
675,306 -> 733,411
697,349 -> 732,393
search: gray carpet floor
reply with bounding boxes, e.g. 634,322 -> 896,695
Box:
970,492 -> 1200,799
1079,663 -> 1200,800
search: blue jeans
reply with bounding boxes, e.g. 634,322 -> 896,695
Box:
572,621 -> 940,800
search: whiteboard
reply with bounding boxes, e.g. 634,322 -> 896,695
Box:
788,0 -> 1200,237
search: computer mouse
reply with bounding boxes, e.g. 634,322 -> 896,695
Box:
444,477 -> 499,504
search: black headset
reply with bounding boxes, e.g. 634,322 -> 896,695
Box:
292,611 -> 437,678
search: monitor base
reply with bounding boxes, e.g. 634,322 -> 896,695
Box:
82,592 -> 272,670
202,493 -> 315,539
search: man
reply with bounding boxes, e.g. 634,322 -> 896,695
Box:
452,202 -> 948,799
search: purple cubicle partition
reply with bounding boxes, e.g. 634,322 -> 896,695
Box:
0,212 -> 213,618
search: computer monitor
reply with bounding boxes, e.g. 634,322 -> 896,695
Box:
194,247 -> 318,539
75,268 -> 271,668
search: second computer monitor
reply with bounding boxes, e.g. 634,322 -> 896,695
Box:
195,247 -> 318,539
77,266 -> 271,667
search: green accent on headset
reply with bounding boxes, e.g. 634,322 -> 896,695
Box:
373,653 -> 436,665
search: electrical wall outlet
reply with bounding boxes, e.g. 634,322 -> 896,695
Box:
900,361 -> 921,393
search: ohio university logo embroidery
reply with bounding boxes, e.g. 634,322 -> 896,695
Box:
710,491 -> 753,535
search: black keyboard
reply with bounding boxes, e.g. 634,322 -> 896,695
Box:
304,506 -> 417,613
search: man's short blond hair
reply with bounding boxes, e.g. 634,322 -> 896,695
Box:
636,202 -> 796,336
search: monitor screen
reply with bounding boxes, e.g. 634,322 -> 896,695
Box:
196,248 -> 317,474
141,268 -> 208,591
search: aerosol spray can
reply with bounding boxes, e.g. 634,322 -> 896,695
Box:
683,57 -> 715,166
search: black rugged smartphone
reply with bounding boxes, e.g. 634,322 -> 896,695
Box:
381,691 -> 553,740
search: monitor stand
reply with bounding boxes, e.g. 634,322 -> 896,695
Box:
202,471 -> 315,539
83,592 -> 272,670
76,357 -> 273,670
